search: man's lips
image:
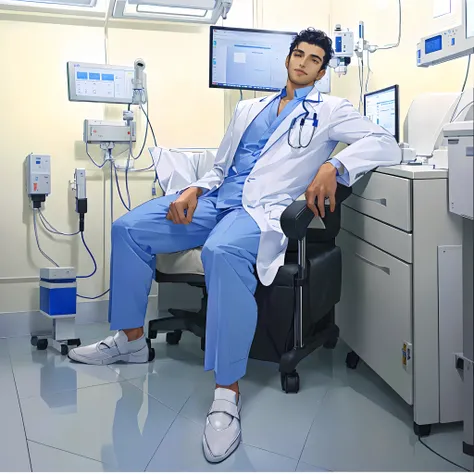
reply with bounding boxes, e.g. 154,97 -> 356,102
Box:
294,69 -> 307,75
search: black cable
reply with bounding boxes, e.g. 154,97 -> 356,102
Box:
77,289 -> 110,300
418,436 -> 469,472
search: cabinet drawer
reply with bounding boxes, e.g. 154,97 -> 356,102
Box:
341,206 -> 413,263
336,230 -> 413,405
344,172 -> 412,231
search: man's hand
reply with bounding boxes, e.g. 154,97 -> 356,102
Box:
166,187 -> 202,225
305,163 -> 338,218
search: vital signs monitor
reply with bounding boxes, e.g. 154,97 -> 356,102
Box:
67,62 -> 135,104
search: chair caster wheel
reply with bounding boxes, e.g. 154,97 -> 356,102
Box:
345,351 -> 360,369
37,339 -> 48,351
323,338 -> 338,349
281,371 -> 300,394
60,344 -> 69,356
30,336 -> 38,347
200,338 -> 205,352
166,331 -> 182,345
148,329 -> 158,340
414,422 -> 431,437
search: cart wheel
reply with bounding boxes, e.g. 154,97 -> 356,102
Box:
60,344 -> 69,356
414,422 -> 431,437
345,351 -> 360,370
37,339 -> 48,351
30,336 -> 38,347
281,371 -> 300,394
166,331 -> 182,345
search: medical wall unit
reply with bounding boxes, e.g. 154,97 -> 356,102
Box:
417,0 -> 474,66
209,26 -> 331,94
67,62 -> 135,104
364,85 -> 400,143
25,154 -> 51,207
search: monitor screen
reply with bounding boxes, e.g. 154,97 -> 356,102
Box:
364,85 -> 400,142
210,26 -> 331,93
466,0 -> 474,39
67,62 -> 135,104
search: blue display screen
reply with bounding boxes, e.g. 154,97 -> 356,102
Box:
76,72 -> 88,80
101,74 -> 115,81
88,73 -> 100,80
425,35 -> 442,54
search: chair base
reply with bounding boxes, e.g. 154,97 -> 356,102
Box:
279,323 -> 339,394
148,309 -> 206,341
147,307 -> 339,394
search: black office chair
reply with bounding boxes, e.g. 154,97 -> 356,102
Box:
148,184 -> 352,393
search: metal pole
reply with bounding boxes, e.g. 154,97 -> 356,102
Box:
295,237 -> 307,349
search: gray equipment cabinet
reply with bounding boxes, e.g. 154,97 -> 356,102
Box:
336,164 -> 464,436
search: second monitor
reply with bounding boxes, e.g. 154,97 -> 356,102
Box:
364,85 -> 400,143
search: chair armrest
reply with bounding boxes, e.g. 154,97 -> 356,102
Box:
281,184 -> 352,241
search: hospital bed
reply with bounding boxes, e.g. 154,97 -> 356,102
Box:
147,148 -> 352,393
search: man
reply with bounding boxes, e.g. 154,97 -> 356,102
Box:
69,28 -> 401,462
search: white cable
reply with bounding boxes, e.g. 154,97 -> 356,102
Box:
38,210 -> 79,236
33,210 -> 60,267
365,52 -> 371,93
376,0 -> 402,50
450,55 -> 472,123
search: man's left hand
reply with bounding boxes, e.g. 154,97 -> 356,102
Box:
305,163 -> 338,218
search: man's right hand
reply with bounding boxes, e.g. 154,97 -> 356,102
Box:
166,187 -> 202,225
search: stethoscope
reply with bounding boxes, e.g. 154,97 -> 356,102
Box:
287,96 -> 322,149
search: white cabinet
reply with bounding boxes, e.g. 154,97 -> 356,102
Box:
338,229 -> 413,405
336,165 -> 464,430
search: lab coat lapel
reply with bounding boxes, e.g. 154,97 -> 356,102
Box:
261,87 -> 322,157
228,94 -> 278,162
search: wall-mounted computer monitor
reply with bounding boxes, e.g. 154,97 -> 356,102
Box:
364,85 -> 400,143
209,26 -> 331,94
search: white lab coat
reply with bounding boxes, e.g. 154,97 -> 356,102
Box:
163,87 -> 401,286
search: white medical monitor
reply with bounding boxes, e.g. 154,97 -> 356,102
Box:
364,85 -> 400,142
67,62 -> 135,104
209,26 -> 331,93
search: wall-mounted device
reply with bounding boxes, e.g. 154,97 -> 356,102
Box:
83,120 -> 137,144
25,154 -> 51,208
417,0 -> 474,67
67,61 -> 136,104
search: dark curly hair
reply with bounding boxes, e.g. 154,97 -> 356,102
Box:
289,28 -> 334,70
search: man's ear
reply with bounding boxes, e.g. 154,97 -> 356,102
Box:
316,68 -> 326,81
285,55 -> 290,70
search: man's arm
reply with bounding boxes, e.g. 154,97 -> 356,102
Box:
326,99 -> 401,186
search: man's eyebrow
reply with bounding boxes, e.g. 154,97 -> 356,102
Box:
294,48 -> 323,62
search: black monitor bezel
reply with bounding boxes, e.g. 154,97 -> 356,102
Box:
364,84 -> 400,143
209,25 -> 297,93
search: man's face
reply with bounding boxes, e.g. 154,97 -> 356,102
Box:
286,42 -> 326,87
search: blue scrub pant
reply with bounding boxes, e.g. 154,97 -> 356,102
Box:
108,193 -> 261,385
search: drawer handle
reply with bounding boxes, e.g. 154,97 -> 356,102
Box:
359,196 -> 387,206
355,253 -> 391,275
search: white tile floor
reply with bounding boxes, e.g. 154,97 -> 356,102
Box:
0,323 -> 472,472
